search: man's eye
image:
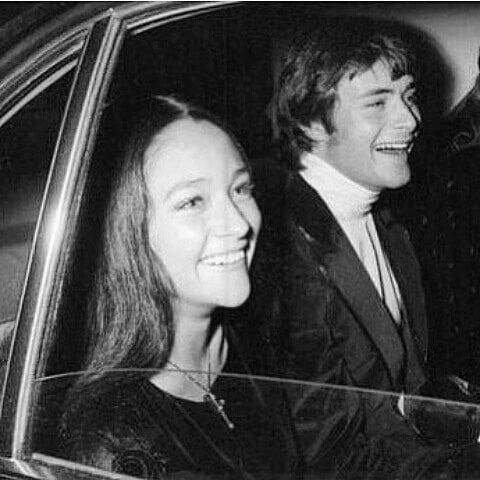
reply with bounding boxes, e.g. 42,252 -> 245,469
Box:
234,182 -> 255,197
367,100 -> 385,108
405,92 -> 419,106
176,196 -> 203,211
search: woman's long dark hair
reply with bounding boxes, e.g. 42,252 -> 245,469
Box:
70,95 -> 246,391
59,95 -> 252,454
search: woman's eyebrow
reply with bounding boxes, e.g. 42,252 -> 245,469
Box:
232,166 -> 250,180
164,167 -> 250,199
165,178 -> 206,199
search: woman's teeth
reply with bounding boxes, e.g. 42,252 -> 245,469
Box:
202,250 -> 245,266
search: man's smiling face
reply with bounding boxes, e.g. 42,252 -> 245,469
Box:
310,58 -> 420,191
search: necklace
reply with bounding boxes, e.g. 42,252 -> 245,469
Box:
167,360 -> 235,430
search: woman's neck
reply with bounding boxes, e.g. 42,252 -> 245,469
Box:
170,311 -> 226,372
150,304 -> 228,401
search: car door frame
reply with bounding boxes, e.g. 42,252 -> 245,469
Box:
0,8 -> 123,474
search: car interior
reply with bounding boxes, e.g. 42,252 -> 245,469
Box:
26,4 -> 458,462
0,3 -> 478,475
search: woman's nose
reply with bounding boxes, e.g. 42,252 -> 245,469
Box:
212,198 -> 250,237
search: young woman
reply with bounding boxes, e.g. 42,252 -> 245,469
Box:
59,96 -> 300,479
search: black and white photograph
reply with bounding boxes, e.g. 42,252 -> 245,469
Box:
2,2 -> 480,479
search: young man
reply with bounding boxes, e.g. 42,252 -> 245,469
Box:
253,20 -> 479,478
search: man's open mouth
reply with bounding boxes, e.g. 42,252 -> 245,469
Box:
374,141 -> 412,153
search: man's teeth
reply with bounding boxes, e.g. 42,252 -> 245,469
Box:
202,250 -> 245,266
375,142 -> 410,151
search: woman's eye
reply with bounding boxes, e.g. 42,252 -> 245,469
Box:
234,182 -> 255,197
176,196 -> 203,211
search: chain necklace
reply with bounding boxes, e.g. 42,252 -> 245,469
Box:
167,360 -> 235,430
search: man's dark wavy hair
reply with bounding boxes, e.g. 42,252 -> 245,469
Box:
271,18 -> 416,171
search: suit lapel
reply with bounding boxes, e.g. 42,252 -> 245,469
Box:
287,175 -> 406,386
374,210 -> 427,355
374,209 -> 428,385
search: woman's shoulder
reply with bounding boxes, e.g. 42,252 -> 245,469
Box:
61,376 -> 141,441
66,376 -> 146,423
60,376 -> 172,477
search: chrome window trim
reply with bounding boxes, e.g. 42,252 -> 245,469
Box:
15,13 -> 123,457
0,60 -> 77,130
0,0 -> 241,125
0,454 -> 122,479
30,452 -> 140,479
112,0 -> 238,35
0,31 -> 86,128
0,4 -> 118,81
0,456 -> 42,479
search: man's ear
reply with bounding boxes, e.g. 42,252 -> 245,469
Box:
301,120 -> 330,147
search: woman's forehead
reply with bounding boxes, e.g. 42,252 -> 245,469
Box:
144,118 -> 246,194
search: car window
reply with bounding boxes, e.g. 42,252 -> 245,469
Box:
40,5 -> 276,382
109,5 -> 274,159
0,70 -> 75,392
30,371 -> 480,478
29,6 -> 279,474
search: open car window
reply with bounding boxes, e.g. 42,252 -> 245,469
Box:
37,3 -> 279,385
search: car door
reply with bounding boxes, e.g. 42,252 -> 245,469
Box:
4,2 -> 480,479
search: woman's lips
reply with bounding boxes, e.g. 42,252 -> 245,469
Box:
200,249 -> 246,267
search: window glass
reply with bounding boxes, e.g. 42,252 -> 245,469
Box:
31,373 -> 480,478
0,70 -> 75,389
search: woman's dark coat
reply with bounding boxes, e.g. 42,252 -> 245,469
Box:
59,326 -> 301,479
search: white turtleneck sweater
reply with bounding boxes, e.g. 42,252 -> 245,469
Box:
300,152 -> 403,324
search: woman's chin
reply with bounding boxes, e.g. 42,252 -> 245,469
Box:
177,276 -> 252,312
215,283 -> 251,309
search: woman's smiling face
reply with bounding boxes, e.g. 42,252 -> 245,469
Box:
144,118 -> 261,314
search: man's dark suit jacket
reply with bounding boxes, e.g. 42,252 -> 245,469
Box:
251,170 -> 467,479
280,174 -> 429,394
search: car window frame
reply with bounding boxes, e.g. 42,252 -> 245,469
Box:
0,9 -> 121,466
